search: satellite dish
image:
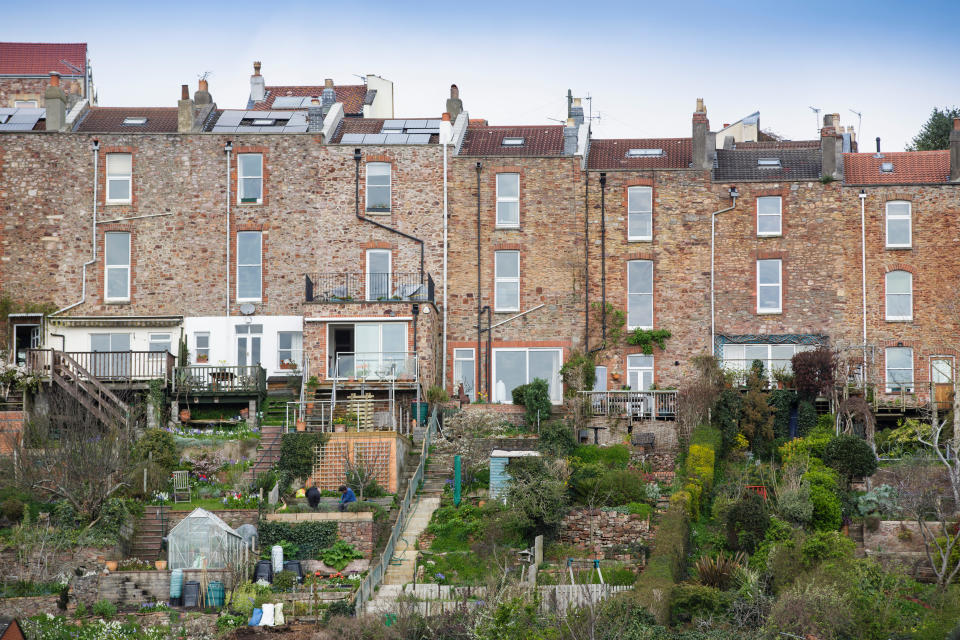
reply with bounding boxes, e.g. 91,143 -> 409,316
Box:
422,306 -> 430,314
239,303 -> 256,316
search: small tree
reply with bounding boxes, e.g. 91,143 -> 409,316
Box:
342,442 -> 390,501
677,354 -> 724,445
512,378 -> 551,428
907,106 -> 960,151
822,434 -> 877,486
740,363 -> 774,452
791,347 -> 835,401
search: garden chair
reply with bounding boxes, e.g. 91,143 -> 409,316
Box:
172,470 -> 191,503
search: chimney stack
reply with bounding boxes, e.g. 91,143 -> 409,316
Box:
178,84 -> 195,133
250,61 -> 265,102
194,77 -> 212,105
820,113 -> 841,179
446,84 -> 463,122
691,98 -> 714,170
308,97 -> 324,132
950,118 -> 960,182
563,117 -> 578,155
44,72 -> 66,131
568,95 -> 584,126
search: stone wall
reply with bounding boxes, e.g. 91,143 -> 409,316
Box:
97,569 -> 234,606
559,509 -> 652,556
0,545 -> 111,584
165,509 -> 258,531
862,520 -> 927,555
0,410 -> 24,454
586,415 -> 679,452
265,511 -> 375,555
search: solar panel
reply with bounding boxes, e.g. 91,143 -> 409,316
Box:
407,134 -> 431,144
268,111 -> 293,120
0,122 -> 37,131
404,119 -> 426,128
284,124 -> 308,133
0,115 -> 7,124
0,108 -> 14,116
272,96 -> 310,108
211,125 -> 237,133
405,128 -> 437,134
216,111 -> 244,126
340,134 -> 365,144
382,120 -> 405,130
363,134 -> 387,144
287,113 -> 307,125
425,119 -> 442,128
383,134 -> 408,144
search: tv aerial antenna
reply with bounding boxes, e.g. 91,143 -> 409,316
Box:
809,106 -> 821,136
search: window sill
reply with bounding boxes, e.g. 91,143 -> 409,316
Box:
238,201 -> 263,206
105,300 -> 130,305
236,300 -> 262,304
756,310 -> 782,315
757,234 -> 782,238
494,309 -> 520,314
495,225 -> 521,230
627,238 -> 653,243
365,209 -> 392,216
104,202 -> 132,206
885,318 -> 913,323
885,246 -> 912,250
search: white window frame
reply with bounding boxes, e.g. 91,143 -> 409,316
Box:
148,333 -> 171,354
626,354 -> 654,391
756,259 -> 782,314
104,231 -> 130,302
238,153 -> 263,204
885,201 -> 912,248
105,153 -> 132,204
722,343 -> 814,382
496,173 -> 520,228
627,259 -> 653,329
194,332 -> 210,363
491,347 -> 563,404
627,186 -> 653,241
494,250 -> 520,312
756,196 -> 782,237
277,331 -> 303,369
236,231 -> 262,302
14,100 -> 38,108
885,347 -> 914,393
365,162 -> 391,213
931,356 -> 954,385
884,270 -> 913,321
366,249 -> 392,301
453,348 -> 476,401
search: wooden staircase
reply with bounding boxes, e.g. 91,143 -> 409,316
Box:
130,505 -> 168,561
49,351 -> 128,426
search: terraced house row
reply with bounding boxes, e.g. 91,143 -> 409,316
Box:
2,44 -> 960,439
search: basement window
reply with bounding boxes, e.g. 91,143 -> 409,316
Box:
502,137 -> 525,146
758,158 -> 782,168
880,162 -> 894,173
626,148 -> 664,157
122,117 -> 148,125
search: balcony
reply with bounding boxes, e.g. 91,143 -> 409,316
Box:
173,365 -> 267,396
331,352 -> 418,382
305,272 -> 434,303
26,349 -> 175,384
579,390 -> 678,420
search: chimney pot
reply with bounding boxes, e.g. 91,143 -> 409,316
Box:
450,84 -> 459,99
876,137 -> 881,153
572,98 -> 581,107
695,98 -> 706,114
253,61 -> 261,76
324,78 -> 334,89
49,71 -> 61,87
181,84 -> 189,100
566,117 -> 576,127
311,97 -> 320,105
198,78 -> 208,93
441,112 -> 450,122
954,118 -> 960,131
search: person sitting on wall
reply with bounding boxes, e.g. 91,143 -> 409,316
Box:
338,485 -> 357,512
306,486 -> 321,510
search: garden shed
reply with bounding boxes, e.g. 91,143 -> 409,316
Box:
167,508 -> 249,571
489,449 -> 541,500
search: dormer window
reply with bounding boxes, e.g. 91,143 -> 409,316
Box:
880,162 -> 894,173
758,158 -> 781,168
122,117 -> 147,125
626,148 -> 664,158
502,137 -> 525,146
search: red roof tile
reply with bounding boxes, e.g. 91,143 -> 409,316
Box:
459,125 -> 564,156
735,140 -> 820,149
253,85 -> 368,115
74,108 -> 179,133
0,42 -> 86,76
587,138 -> 691,170
843,151 -> 950,185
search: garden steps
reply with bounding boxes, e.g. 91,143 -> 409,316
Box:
380,495 -> 442,586
130,505 -> 169,561
848,523 -> 867,558
243,424 -> 284,482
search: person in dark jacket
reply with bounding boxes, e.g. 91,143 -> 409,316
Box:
338,485 -> 357,512
305,486 -> 321,510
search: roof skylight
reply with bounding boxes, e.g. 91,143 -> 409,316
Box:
252,119 -> 275,126
626,148 -> 664,157
880,162 -> 894,173
502,137 -> 525,146
122,117 -> 148,125
757,157 -> 782,168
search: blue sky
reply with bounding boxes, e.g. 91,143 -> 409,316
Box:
4,0 -> 958,150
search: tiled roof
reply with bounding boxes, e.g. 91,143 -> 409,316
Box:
330,118 -> 439,144
843,151 -> 950,185
734,140 -> 820,150
252,85 -> 368,115
459,125 -> 565,157
0,42 -> 86,76
74,108 -> 179,133
588,138 -> 691,170
713,148 -> 821,182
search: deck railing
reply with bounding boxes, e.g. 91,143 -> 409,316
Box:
26,349 -> 174,383
331,351 -> 418,382
173,365 -> 267,395
305,272 -> 434,303
579,389 -> 678,419
284,399 -> 412,434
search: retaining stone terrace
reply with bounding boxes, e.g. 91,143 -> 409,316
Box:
97,569 -> 235,606
559,508 -> 652,556
165,508 -> 258,530
265,511 -> 375,555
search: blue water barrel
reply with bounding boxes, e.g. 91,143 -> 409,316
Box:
169,569 -> 184,598
206,581 -> 225,608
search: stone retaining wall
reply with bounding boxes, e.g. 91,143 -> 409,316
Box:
0,546 -> 111,584
165,509 -> 258,530
559,509 -> 652,556
265,511 -> 375,555
97,569 -> 235,605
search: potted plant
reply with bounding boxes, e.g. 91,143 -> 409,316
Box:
154,559 -> 167,571
179,407 -> 191,422
280,359 -> 297,370
333,416 -> 347,433
196,353 -> 209,364
296,418 -> 306,432
105,560 -> 119,572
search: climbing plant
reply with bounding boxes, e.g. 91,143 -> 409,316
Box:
626,328 -> 672,355
590,301 -> 626,346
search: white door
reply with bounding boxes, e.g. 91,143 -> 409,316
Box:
454,349 -> 476,401
627,354 -> 654,391
366,250 -> 391,301
236,324 -> 262,368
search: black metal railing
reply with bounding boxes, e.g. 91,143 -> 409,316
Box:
305,272 -> 434,303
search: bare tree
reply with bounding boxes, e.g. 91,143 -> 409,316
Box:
916,418 -> 960,509
676,355 -> 724,443
342,440 -> 391,501
14,391 -> 137,522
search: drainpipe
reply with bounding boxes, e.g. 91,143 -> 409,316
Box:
52,139 -> 100,317
442,130 -> 449,387
482,305 -> 491,400
352,149 -> 425,285
710,187 -> 739,354
475,161 -> 483,397
859,189 -> 867,381
599,173 -> 607,345
225,141 -> 233,317
585,170 -> 591,351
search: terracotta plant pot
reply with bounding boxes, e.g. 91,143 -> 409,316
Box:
105,561 -> 118,571
154,560 -> 167,571
335,423 -> 345,433
296,419 -> 306,432
179,408 -> 191,422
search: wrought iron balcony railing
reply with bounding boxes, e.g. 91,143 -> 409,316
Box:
305,272 -> 434,303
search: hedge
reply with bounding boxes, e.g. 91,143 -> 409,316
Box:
258,520 -> 338,560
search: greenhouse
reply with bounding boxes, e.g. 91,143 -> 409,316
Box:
167,508 -> 249,571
